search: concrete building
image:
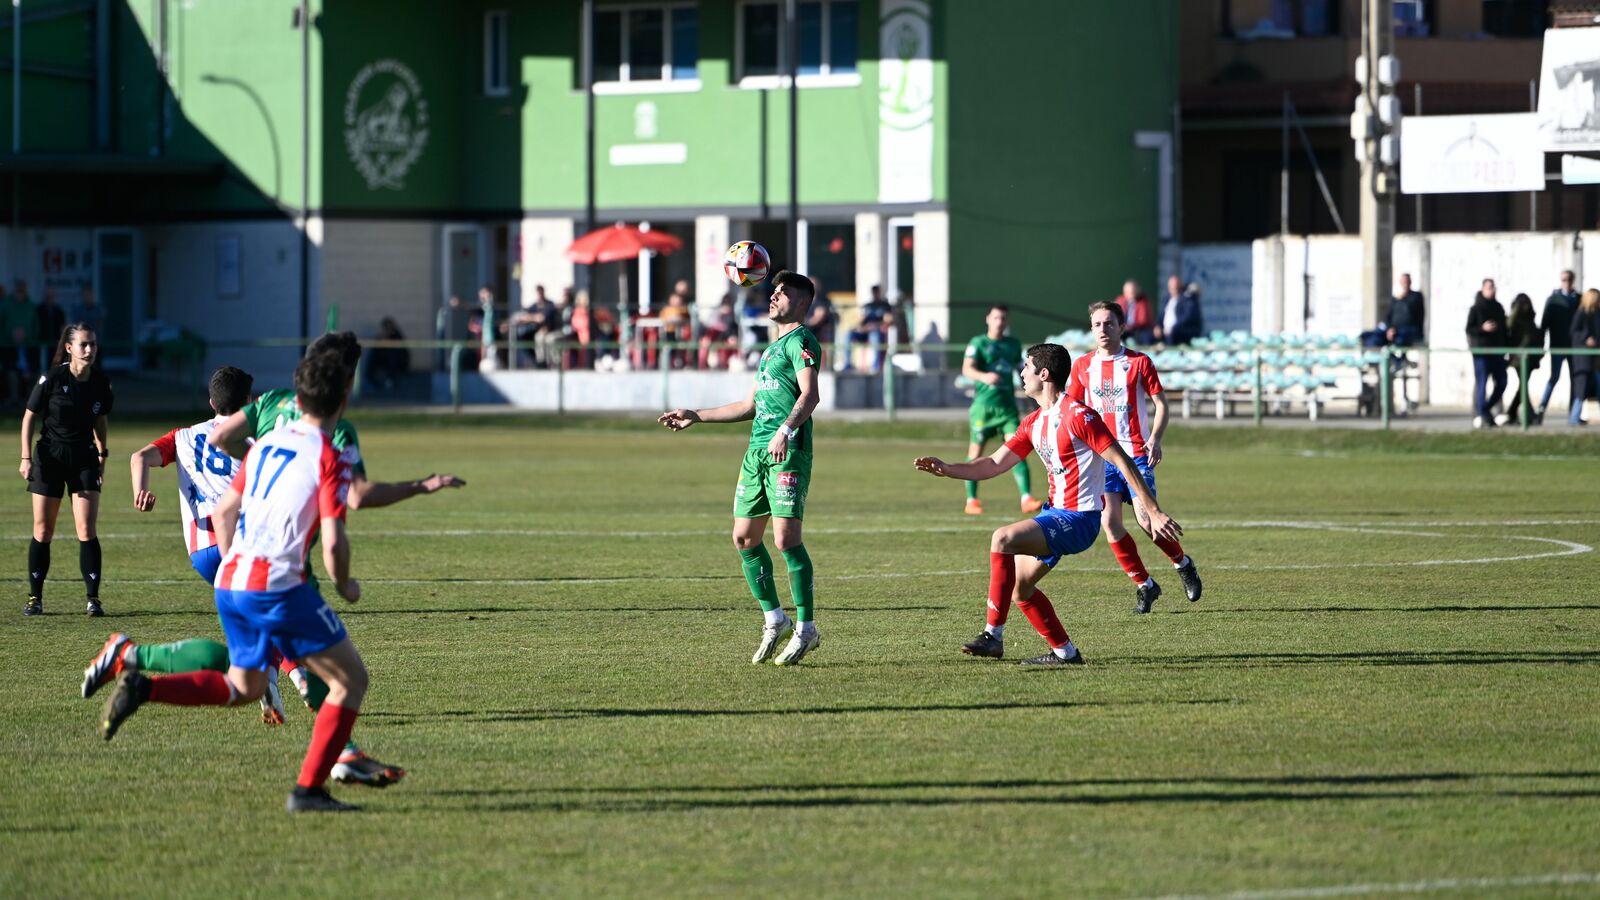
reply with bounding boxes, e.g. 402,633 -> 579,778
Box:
0,0 -> 1180,385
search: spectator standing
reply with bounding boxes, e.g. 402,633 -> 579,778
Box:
1504,293 -> 1543,426
1570,288 -> 1600,426
1116,280 -> 1157,345
367,317 -> 409,392
69,286 -> 104,336
2,282 -> 38,401
658,288 -> 693,368
1537,270 -> 1579,423
35,289 -> 66,373
1465,278 -> 1509,429
1157,276 -> 1204,346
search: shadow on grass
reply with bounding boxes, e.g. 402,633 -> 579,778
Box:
361,696 -> 1234,725
409,771 -> 1600,813
1182,604 -> 1600,615
342,605 -> 951,616
1112,649 -> 1600,668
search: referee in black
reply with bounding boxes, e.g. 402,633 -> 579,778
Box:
19,323 -> 113,616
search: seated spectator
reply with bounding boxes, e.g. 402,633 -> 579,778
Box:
847,285 -> 892,372
806,278 -> 838,355
698,294 -> 740,369
1116,280 -> 1156,345
509,284 -> 560,368
658,288 -> 693,341
368,317 -> 409,391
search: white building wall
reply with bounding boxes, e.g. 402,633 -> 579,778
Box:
520,217 -> 576,307
1255,232 -> 1584,409
910,210 -> 948,345
145,219 -> 306,385
319,220 -> 437,371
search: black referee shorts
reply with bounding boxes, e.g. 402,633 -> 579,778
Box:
27,441 -> 101,498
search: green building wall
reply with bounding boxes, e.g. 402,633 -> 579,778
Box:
943,0 -> 1177,341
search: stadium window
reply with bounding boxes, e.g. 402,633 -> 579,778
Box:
589,3 -> 701,92
738,0 -> 860,85
484,10 -> 509,97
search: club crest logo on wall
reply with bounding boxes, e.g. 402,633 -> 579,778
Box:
344,59 -> 430,191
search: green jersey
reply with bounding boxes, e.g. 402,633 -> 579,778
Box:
750,325 -> 821,452
242,387 -> 367,479
965,334 -> 1023,425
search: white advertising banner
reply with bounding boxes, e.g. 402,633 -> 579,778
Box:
1180,244 -> 1253,335
1538,27 -> 1600,151
1400,113 -> 1545,194
878,0 -> 933,204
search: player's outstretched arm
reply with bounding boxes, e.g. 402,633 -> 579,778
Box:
209,410 -> 254,461
1101,442 -> 1182,541
660,385 -> 757,431
914,446 -> 1021,482
130,444 -> 165,511
345,473 -> 466,511
321,517 -> 360,602
961,357 -> 1002,386
213,487 -> 242,557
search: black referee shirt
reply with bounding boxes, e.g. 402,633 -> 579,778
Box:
26,364 -> 114,447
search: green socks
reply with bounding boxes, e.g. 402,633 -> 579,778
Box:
738,545 -> 782,613
136,639 -> 230,674
965,472 -> 979,500
1013,460 -> 1033,496
782,545 -> 815,623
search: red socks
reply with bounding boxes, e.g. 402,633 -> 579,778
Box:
1152,534 -> 1186,565
987,552 -> 1015,627
1016,588 -> 1071,648
298,702 -> 360,790
1110,534 -> 1151,584
148,670 -> 234,706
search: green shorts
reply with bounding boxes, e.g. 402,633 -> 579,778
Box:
734,447 -> 812,520
970,412 -> 1021,446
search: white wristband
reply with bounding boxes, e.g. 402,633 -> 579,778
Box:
778,425 -> 795,438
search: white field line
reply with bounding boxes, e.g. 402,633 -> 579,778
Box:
106,534 -> 1593,588
1136,870 -> 1600,900
6,519 -> 1600,542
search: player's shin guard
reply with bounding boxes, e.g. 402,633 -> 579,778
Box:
1152,535 -> 1186,565
987,552 -> 1016,627
27,538 -> 49,598
738,545 -> 783,613
148,670 -> 236,706
137,639 -> 231,674
1016,589 -> 1070,648
298,703 -> 360,790
781,544 -> 815,622
1110,534 -> 1151,584
79,538 -> 102,598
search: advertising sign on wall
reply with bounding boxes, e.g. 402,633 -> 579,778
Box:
1401,113 -> 1545,194
1538,27 -> 1600,151
878,0 -> 933,204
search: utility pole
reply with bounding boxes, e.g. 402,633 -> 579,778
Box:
1355,0 -> 1399,330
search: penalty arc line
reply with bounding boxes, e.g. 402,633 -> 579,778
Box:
1133,870 -> 1600,900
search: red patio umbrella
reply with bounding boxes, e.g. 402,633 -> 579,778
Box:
565,222 -> 683,264
565,223 -> 686,348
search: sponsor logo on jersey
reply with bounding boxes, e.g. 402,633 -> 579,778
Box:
800,347 -> 815,365
777,472 -> 799,487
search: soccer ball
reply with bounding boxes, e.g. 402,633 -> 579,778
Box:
724,241 -> 770,287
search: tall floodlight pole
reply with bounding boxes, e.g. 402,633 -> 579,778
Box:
1355,0 -> 1398,331
786,0 -> 798,267
298,0 -> 311,340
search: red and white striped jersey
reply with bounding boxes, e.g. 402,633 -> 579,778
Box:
1067,349 -> 1164,458
215,420 -> 350,594
1003,396 -> 1117,512
150,416 -> 240,555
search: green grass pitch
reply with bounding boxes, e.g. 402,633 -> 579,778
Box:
2,415 -> 1598,897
